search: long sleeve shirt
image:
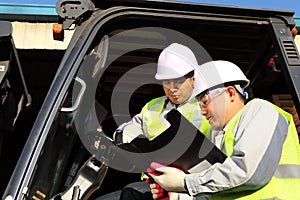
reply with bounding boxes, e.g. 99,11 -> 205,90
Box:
184,99 -> 289,197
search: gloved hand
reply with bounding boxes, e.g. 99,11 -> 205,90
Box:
150,183 -> 179,200
147,162 -> 186,192
150,182 -> 168,199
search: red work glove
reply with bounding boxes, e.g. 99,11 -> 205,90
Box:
145,170 -> 168,199
150,182 -> 170,200
146,164 -> 181,200
147,162 -> 186,192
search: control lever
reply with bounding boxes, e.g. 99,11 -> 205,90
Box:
52,156 -> 108,200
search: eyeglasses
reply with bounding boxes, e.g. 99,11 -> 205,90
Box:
197,87 -> 226,108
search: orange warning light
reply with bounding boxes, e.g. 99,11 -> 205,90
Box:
53,23 -> 64,41
291,27 -> 297,38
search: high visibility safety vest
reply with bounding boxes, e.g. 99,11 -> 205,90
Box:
140,96 -> 210,140
211,100 -> 300,200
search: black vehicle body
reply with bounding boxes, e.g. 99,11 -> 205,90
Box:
2,0 -> 300,199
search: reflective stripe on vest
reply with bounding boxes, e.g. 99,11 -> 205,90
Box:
141,97 -> 210,140
212,99 -> 300,200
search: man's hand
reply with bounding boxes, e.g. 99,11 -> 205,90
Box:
147,162 -> 186,192
150,183 -> 179,200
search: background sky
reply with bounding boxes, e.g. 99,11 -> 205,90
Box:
0,0 -> 299,16
187,0 -> 300,16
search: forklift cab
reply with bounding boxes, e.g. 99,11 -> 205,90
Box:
2,0 -> 300,199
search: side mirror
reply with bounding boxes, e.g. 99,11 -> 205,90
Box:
0,21 -> 12,86
0,20 -> 12,39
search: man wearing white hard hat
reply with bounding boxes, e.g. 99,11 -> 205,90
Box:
97,43 -> 210,200
149,60 -> 300,200
113,43 -> 209,144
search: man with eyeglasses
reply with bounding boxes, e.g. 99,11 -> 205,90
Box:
97,43 -> 210,200
148,60 -> 300,199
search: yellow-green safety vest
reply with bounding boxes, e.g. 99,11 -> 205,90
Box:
211,100 -> 300,200
141,96 -> 210,140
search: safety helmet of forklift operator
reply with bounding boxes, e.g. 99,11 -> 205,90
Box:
193,60 -> 250,96
155,43 -> 197,80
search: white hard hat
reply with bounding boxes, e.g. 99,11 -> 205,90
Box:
155,43 -> 197,80
193,60 -> 250,96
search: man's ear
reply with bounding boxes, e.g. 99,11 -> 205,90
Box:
190,76 -> 195,87
226,86 -> 236,101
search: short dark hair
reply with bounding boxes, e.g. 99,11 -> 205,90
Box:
184,70 -> 194,79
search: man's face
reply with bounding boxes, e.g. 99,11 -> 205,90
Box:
162,76 -> 194,105
197,87 -> 228,130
